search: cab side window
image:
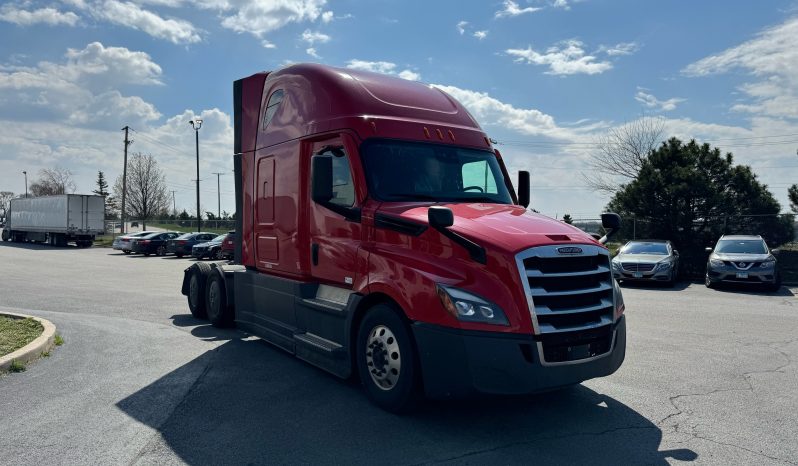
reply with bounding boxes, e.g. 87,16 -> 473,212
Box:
262,89 -> 284,130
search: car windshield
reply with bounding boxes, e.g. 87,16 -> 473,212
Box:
361,139 -> 514,204
715,239 -> 767,254
621,242 -> 669,255
212,235 -> 226,242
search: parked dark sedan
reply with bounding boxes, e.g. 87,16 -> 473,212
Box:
166,232 -> 217,258
130,231 -> 180,256
192,234 -> 227,260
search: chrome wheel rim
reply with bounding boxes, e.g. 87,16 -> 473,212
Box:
365,325 -> 401,391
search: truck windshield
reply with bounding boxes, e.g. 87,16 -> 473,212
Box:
361,139 -> 514,204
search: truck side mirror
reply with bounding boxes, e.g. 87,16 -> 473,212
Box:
517,171 -> 530,208
428,206 -> 454,228
311,155 -> 333,203
597,212 -> 621,245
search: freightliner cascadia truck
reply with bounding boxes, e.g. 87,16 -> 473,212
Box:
2,194 -> 104,247
182,64 -> 625,412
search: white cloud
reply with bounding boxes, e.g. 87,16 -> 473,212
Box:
0,42 -> 163,127
345,60 -> 421,81
473,30 -> 488,40
551,0 -> 571,9
599,41 -> 639,56
216,0 -> 328,38
261,40 -> 277,49
634,89 -> 685,112
683,17 -> 798,120
456,20 -> 468,35
301,29 -> 330,44
495,0 -> 542,18
507,40 -> 612,75
90,0 -> 201,44
306,47 -> 320,58
0,5 -> 79,26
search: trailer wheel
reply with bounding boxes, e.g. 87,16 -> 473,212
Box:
187,262 -> 211,319
2,229 -> 10,241
206,272 -> 234,327
356,304 -> 420,413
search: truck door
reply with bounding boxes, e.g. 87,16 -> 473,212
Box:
309,136 -> 363,287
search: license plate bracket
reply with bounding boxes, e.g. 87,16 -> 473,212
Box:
633,272 -> 643,278
736,272 -> 748,279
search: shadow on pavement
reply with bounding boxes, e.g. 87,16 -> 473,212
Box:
618,280 -> 691,292
0,241 -> 79,250
117,326 -> 697,465
706,283 -> 794,297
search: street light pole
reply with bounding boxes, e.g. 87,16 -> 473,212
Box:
22,171 -> 27,198
190,119 -> 203,233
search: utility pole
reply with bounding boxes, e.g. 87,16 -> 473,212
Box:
171,190 -> 177,216
22,171 -> 27,198
212,172 -> 223,221
121,126 -> 131,234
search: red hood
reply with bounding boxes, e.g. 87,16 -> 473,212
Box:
377,202 -> 600,253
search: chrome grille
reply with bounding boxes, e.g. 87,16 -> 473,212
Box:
516,244 -> 616,364
621,262 -> 655,272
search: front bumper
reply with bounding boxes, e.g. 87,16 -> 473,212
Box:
412,316 -> 626,399
613,269 -> 672,281
707,265 -> 777,284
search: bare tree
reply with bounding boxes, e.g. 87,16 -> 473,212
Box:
113,153 -> 170,230
0,191 -> 13,220
29,167 -> 77,196
583,117 -> 665,194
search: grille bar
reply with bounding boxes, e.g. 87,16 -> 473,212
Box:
516,244 -> 616,365
621,262 -> 655,272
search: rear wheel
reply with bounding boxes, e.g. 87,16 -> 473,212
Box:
356,304 -> 420,413
175,253 -> 184,258
206,272 -> 234,327
187,262 -> 211,319
1,229 -> 9,241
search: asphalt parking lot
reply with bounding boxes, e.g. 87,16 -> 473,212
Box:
0,240 -> 796,465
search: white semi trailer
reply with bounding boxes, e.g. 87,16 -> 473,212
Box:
1,195 -> 104,247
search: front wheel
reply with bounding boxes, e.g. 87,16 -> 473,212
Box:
705,275 -> 716,289
123,250 -> 131,255
206,272 -> 234,327
156,245 -> 166,256
356,304 -> 420,413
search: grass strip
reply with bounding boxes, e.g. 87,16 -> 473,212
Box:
0,316 -> 44,357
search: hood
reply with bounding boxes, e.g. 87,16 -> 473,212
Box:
713,253 -> 772,262
615,253 -> 671,263
378,202 -> 599,253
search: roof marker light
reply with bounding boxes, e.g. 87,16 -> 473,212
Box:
436,129 -> 444,140
423,127 -> 431,139
448,130 -> 455,141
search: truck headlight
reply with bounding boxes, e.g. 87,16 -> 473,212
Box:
436,285 -> 508,325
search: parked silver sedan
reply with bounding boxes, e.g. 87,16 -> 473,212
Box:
112,231 -> 157,254
611,240 -> 679,286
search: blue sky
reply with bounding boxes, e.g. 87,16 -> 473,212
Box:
1,0 -> 797,219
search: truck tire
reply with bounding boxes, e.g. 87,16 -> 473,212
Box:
187,262 -> 211,319
206,272 -> 234,327
356,304 -> 420,413
2,229 -> 9,241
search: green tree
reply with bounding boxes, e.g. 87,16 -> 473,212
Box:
789,184 -> 798,213
562,214 -> 573,224
93,170 -> 118,219
607,138 -> 793,277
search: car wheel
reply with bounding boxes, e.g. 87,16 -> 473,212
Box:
206,272 -> 234,327
176,253 -> 184,258
143,253 -> 150,257
156,245 -> 166,256
356,303 -> 420,413
768,273 -> 782,292
214,248 -> 222,260
705,274 -> 715,289
187,262 -> 211,319
123,250 -> 131,255
667,270 -> 676,288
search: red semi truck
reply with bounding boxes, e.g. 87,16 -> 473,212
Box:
182,63 -> 625,412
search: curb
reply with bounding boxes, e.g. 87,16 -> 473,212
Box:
0,312 -> 57,372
